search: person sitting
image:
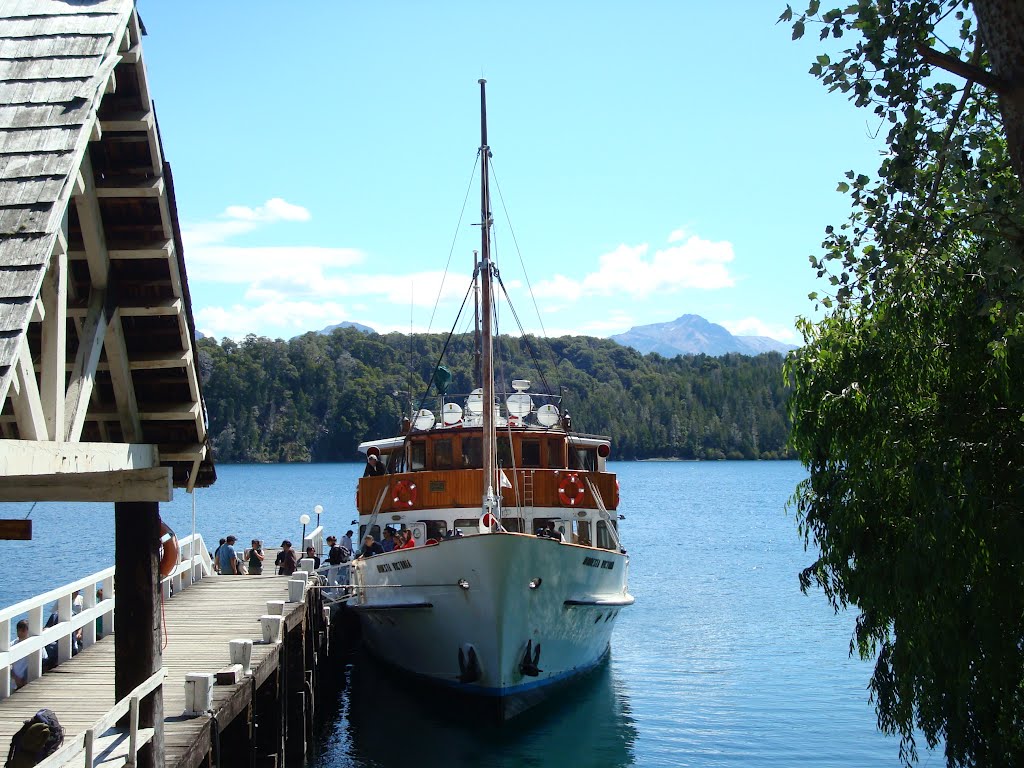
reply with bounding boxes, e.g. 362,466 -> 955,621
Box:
363,454 -> 387,477
399,530 -> 416,549
544,522 -> 564,542
11,620 -> 29,691
381,528 -> 397,552
275,540 -> 298,575
356,535 -> 384,558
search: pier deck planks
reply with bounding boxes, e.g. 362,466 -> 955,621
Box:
0,574 -> 307,768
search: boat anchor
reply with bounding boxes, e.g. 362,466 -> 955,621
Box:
458,644 -> 481,683
519,639 -> 542,677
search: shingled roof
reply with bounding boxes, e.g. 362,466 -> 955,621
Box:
0,0 -> 215,494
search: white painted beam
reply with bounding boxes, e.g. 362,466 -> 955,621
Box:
0,468 -> 172,503
68,241 -> 173,262
67,298 -> 181,319
11,342 -> 46,440
104,309 -> 142,443
0,440 -> 157,475
40,251 -> 67,442
73,152 -> 109,290
64,290 -> 107,442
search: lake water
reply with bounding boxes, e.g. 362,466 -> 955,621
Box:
0,462 -> 939,766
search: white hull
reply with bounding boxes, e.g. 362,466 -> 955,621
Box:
349,532 -> 632,718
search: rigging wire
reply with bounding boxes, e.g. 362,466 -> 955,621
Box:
425,154 -> 481,336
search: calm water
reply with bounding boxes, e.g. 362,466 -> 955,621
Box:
0,462 -> 936,766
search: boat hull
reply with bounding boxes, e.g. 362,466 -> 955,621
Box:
349,532 -> 631,719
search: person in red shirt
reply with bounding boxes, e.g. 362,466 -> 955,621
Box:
400,530 -> 416,549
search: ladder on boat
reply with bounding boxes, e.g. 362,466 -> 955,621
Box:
523,470 -> 535,508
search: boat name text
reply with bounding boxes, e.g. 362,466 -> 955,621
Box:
582,556 -> 615,570
377,559 -> 413,573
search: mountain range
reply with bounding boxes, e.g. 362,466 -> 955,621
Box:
609,314 -> 797,357
311,315 -> 796,357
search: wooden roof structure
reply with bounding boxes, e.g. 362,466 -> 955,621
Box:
0,0 -> 215,505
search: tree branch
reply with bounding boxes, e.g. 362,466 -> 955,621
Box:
915,43 -> 1010,94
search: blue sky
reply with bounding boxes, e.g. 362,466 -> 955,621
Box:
138,2 -> 884,344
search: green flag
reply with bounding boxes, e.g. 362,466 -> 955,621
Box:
432,365 -> 453,395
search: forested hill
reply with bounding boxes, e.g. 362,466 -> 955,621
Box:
196,328 -> 794,463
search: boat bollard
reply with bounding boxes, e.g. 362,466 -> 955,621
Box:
184,672 -> 215,715
260,615 -> 283,644
288,578 -> 306,603
266,600 -> 285,615
229,638 -> 252,676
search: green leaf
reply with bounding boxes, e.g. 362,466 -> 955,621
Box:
792,19 -> 805,40
837,182 -> 850,193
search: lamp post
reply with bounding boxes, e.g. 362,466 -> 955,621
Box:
299,513 -> 310,549
314,504 -> 323,530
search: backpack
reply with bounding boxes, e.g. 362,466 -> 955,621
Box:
328,545 -> 345,565
5,709 -> 64,768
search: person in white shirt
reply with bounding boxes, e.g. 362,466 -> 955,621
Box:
10,620 -> 29,692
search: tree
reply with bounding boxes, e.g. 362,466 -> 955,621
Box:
782,2 -> 1024,765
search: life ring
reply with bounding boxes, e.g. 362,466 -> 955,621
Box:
392,479 -> 418,509
558,473 -> 585,507
158,520 -> 179,578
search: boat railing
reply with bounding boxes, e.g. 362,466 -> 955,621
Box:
0,532 -> 212,700
35,666 -> 166,768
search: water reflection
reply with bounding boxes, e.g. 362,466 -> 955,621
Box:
309,649 -> 637,768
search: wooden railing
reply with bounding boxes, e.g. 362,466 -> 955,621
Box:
0,533 -> 212,699
36,667 -> 166,768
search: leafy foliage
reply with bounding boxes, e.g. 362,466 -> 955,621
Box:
197,329 -> 794,464
782,1 -> 1024,765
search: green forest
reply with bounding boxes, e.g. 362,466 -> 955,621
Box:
196,328 -> 794,463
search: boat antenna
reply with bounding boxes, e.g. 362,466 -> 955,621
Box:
478,79 -> 498,524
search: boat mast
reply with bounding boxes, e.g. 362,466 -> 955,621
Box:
478,79 -> 497,519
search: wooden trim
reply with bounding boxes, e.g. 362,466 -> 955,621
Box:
40,250 -> 67,441
64,289 -> 108,442
0,468 -> 172,503
104,308 -> 143,442
12,340 -> 47,440
0,439 -> 157,474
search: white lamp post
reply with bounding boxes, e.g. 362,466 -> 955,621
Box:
299,513 -> 310,548
314,504 -> 323,530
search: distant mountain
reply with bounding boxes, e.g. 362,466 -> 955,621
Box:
317,321 -> 376,335
610,314 -> 797,357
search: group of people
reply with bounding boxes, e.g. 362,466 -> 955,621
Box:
212,530 -> 356,577
355,526 -> 416,558
10,588 -> 102,693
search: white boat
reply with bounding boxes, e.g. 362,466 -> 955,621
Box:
347,80 -> 633,720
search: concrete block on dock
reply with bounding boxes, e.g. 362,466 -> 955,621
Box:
229,638 -> 253,675
184,672 -> 215,715
215,663 -> 244,685
287,578 -> 306,603
266,599 -> 285,615
299,557 -> 315,574
260,614 -> 283,644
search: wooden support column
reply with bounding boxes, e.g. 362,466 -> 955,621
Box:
283,625 -> 307,765
114,501 -> 165,768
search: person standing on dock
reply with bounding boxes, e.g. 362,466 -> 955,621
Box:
245,539 -> 265,575
276,540 -> 298,575
218,536 -> 240,575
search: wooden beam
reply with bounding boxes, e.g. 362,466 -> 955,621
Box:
158,443 -> 205,463
94,177 -> 164,199
67,298 -> 181,319
64,290 -> 107,442
0,468 -> 172,503
40,250 -> 67,442
68,241 -> 173,262
0,520 -> 31,540
0,439 -> 157,475
100,110 -> 152,133
12,340 -> 46,440
104,309 -> 143,442
114,498 -> 165,768
139,403 -> 200,421
73,151 -> 110,290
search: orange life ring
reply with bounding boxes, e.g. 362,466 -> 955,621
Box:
392,479 -> 418,509
158,520 -> 179,579
558,473 -> 585,507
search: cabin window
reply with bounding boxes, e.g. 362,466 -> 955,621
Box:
573,520 -> 592,546
433,439 -> 453,469
359,524 -> 382,543
548,438 -> 565,468
498,437 -> 513,467
570,447 -> 597,472
410,441 -> 426,471
421,520 -> 446,543
596,520 -> 617,550
454,518 -> 481,536
501,517 -> 524,532
462,437 -> 482,468
521,440 -> 541,468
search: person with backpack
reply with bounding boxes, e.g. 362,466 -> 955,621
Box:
4,709 -> 63,767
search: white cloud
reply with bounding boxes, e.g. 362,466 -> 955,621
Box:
533,233 -> 735,302
223,198 -> 311,223
183,198 -> 312,248
197,300 -> 350,339
721,316 -> 799,343
668,227 -> 687,243
187,245 -> 366,286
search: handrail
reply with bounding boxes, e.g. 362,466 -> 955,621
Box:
1,533 -> 212,699
35,667 -> 166,768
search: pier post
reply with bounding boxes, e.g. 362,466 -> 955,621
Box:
114,500 -> 164,768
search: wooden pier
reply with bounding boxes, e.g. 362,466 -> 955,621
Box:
0,565 -> 339,768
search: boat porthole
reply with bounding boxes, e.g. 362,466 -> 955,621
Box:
594,613 -> 603,624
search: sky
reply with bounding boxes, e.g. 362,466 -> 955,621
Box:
137,2 -> 886,345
